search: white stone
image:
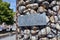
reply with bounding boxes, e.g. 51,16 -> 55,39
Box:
47,32 -> 55,38
38,27 -> 51,36
48,9 -> 52,13
30,35 -> 38,40
40,37 -> 48,40
54,16 -> 58,22
49,1 -> 56,7
53,12 -> 57,15
26,3 -> 38,9
23,9 -> 29,13
51,23 -> 56,28
51,37 -> 57,40
46,27 -> 51,34
24,34 -> 29,39
19,0 -> 25,5
23,9 -> 37,14
19,6 -> 26,12
58,14 -> 60,21
51,1 -> 56,5
37,6 -> 46,13
24,29 -> 30,39
53,5 -> 59,11
30,9 -> 37,14
46,16 -> 49,23
37,0 -> 44,3
25,0 -> 36,3
58,10 -> 60,15
56,23 -> 60,30
31,30 -> 38,34
24,29 -> 30,35
58,21 -> 60,25
57,1 -> 60,5
51,29 -> 56,34
50,16 -> 55,23
42,1 -> 49,5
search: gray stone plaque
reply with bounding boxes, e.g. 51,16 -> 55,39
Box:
18,13 -> 47,26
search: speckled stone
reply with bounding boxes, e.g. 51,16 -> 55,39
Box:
39,37 -> 48,40
38,27 -> 51,37
26,3 -> 38,9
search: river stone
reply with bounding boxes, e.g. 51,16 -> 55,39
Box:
49,11 -> 54,15
42,1 -> 49,7
42,1 -> 49,9
25,0 -> 36,4
19,38 -> 24,40
40,28 -> 47,35
53,12 -> 57,15
30,35 -> 38,40
23,8 -> 37,14
50,16 -> 55,23
39,37 -> 48,40
58,21 -> 60,25
26,3 -> 38,9
51,29 -> 57,34
24,34 -> 30,39
48,9 -> 54,15
37,6 -> 46,13
38,27 -> 51,36
57,1 -> 60,5
51,23 -> 56,28
19,6 -> 26,11
24,0 -> 31,5
54,16 -> 58,23
31,30 -> 39,35
47,32 -> 55,39
57,31 -> 60,36
50,1 -> 56,7
46,16 -> 49,23
53,5 -> 60,12
46,27 -> 51,34
48,9 -> 52,13
58,10 -> 60,15
55,23 -> 60,30
58,37 -> 60,40
51,1 -> 56,5
27,8 -> 37,14
37,0 -> 44,3
48,9 -> 54,16
24,29 -> 30,35
57,31 -> 60,40
25,11 -> 30,15
23,9 -> 29,13
25,1 -> 30,5
58,15 -> 60,21
19,0 -> 25,5
23,9 -> 31,15
30,9 -> 37,14
23,29 -> 30,39
51,37 -> 57,40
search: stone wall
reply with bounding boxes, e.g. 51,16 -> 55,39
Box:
17,0 -> 60,40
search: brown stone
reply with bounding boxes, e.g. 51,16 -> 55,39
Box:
26,3 -> 38,9
50,16 -> 55,23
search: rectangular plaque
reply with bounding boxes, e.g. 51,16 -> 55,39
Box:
18,13 -> 47,26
